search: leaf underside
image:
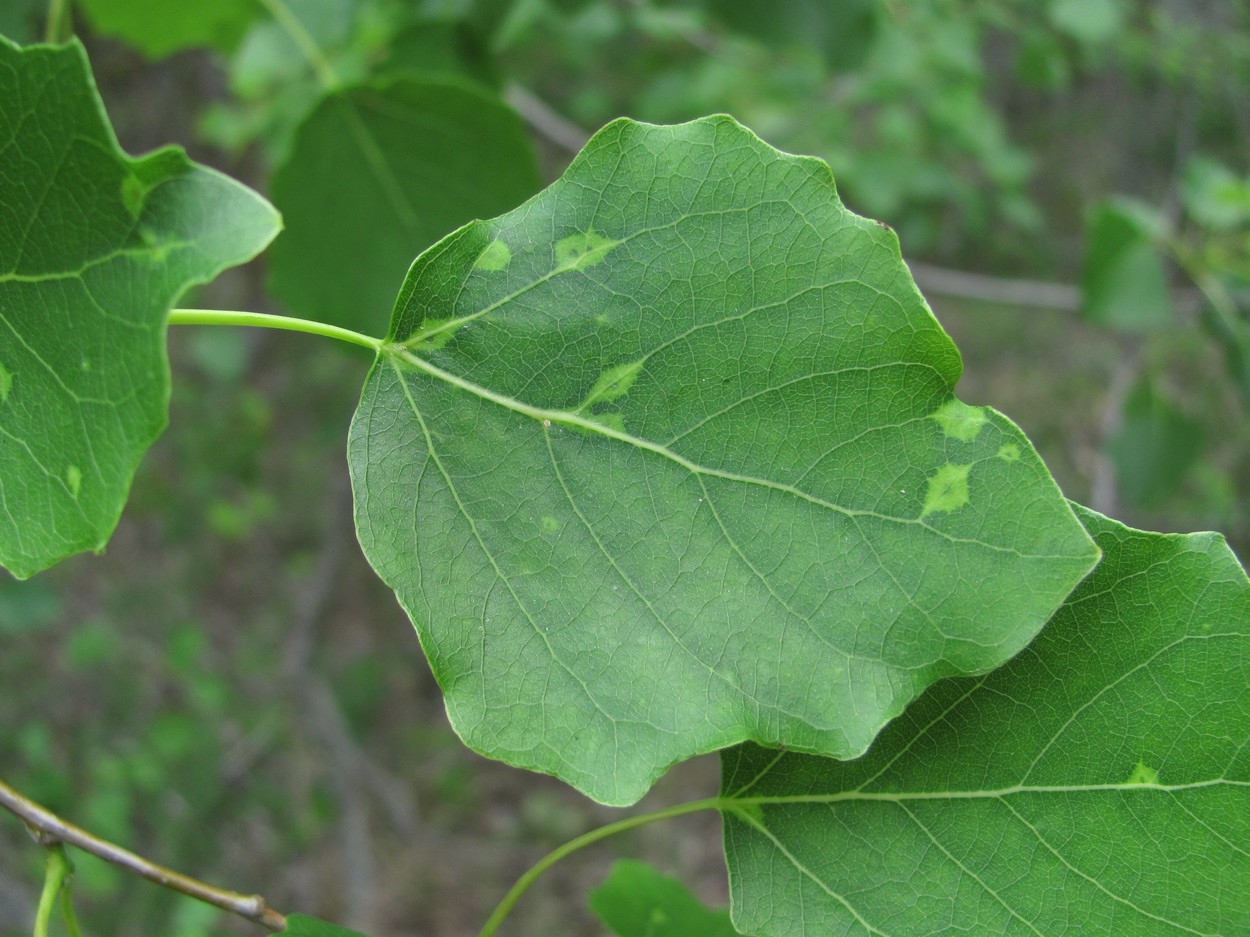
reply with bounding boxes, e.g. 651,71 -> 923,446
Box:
349,115 -> 1100,805
721,505 -> 1250,936
0,37 -> 280,579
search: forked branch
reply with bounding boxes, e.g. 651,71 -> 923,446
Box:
0,777 -> 287,931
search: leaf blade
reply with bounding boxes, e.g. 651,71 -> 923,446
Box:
720,505 -> 1250,936
351,115 -> 1100,804
0,37 -> 280,578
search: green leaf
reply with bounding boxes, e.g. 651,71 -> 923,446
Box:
721,504 -> 1249,936
282,914 -> 374,937
1080,197 -> 1173,332
267,76 -> 539,332
74,0 -> 259,57
349,115 -> 1099,804
1107,378 -> 1203,509
589,860 -> 738,937
0,37 -> 280,578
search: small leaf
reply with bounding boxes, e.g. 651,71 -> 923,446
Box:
1080,197 -> 1172,332
1106,377 -> 1203,509
268,76 -> 539,332
721,504 -> 1250,936
589,860 -> 739,937
0,37 -> 280,578
282,914 -> 374,937
350,116 -> 1099,804
75,0 -> 258,57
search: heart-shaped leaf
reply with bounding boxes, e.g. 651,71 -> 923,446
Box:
0,37 -> 280,578
721,504 -> 1249,936
349,115 -> 1099,804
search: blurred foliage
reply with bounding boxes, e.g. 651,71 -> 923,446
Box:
1,0 -> 1248,933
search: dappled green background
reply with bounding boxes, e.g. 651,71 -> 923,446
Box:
2,0 -> 1248,934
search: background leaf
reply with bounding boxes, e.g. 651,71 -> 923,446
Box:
349,115 -> 1099,804
74,0 -> 259,57
0,37 -> 280,578
267,76 -> 539,332
282,914 -> 374,937
721,504 -> 1249,937
588,860 -> 738,937
1080,197 -> 1173,332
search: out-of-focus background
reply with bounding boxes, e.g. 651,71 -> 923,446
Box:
2,1 -> 1247,934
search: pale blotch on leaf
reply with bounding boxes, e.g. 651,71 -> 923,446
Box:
931,399 -> 988,442
121,173 -> 146,218
65,466 -> 82,499
997,442 -> 1020,462
0,363 -> 11,402
1125,761 -> 1161,785
474,238 -> 511,272
541,515 -> 559,533
405,317 -> 460,351
921,463 -> 972,519
554,229 -> 619,272
729,802 -> 765,826
581,359 -> 645,410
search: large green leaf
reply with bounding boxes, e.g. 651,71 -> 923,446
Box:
589,860 -> 738,937
267,76 -> 539,332
349,115 -> 1099,805
721,505 -> 1249,936
0,37 -> 280,579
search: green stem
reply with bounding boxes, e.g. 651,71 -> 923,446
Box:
258,0 -> 341,90
477,797 -> 725,937
43,0 -> 70,43
33,846 -> 73,937
168,309 -> 384,353
59,872 -> 83,937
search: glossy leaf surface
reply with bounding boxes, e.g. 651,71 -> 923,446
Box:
721,505 -> 1249,936
349,115 -> 1099,804
589,860 -> 738,937
268,76 -> 539,332
0,37 -> 280,578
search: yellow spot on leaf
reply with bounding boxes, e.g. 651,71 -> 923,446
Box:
66,465 -> 82,499
921,463 -> 972,518
932,400 -> 988,442
555,229 -> 618,271
541,516 -> 559,533
582,359 -> 645,409
0,363 -> 11,402
474,238 -> 511,271
406,317 -> 459,351
997,443 -> 1020,462
1125,761 -> 1160,785
729,802 -> 765,826
121,174 -> 146,218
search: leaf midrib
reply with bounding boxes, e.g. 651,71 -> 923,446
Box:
385,350 -> 1077,560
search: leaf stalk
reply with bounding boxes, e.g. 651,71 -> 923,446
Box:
168,308 -> 384,352
477,796 -> 725,937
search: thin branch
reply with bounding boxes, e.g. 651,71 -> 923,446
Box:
906,261 -> 1082,312
503,87 -> 1236,317
504,84 -> 590,155
0,777 -> 287,931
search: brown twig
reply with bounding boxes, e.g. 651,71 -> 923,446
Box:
0,777 -> 286,931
